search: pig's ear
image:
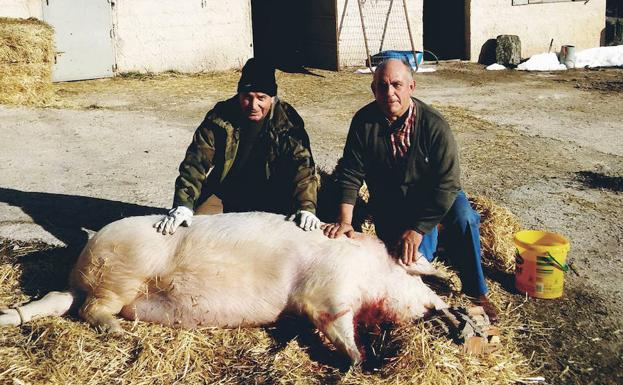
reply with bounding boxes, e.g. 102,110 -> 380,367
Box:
399,253 -> 443,277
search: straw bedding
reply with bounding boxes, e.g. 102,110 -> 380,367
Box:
469,195 -> 521,273
0,17 -> 56,106
0,198 -> 536,385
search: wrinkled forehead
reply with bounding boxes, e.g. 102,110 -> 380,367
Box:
373,60 -> 412,84
239,91 -> 271,98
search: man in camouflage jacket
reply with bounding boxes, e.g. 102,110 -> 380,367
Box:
155,58 -> 319,234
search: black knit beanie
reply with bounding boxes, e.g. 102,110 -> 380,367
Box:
237,58 -> 278,96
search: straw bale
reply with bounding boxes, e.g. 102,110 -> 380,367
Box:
0,63 -> 55,105
0,17 -> 56,106
0,17 -> 54,64
469,195 -> 522,273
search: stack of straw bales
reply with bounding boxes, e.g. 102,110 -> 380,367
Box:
0,17 -> 55,105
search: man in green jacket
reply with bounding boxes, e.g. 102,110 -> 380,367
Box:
323,58 -> 498,322
155,58 -> 320,234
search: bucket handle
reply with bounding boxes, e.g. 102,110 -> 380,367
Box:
544,252 -> 569,272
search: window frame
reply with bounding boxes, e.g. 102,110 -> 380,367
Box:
513,0 -> 583,5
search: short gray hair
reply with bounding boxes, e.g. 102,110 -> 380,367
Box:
373,58 -> 414,82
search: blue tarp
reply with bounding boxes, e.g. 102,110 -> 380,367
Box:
370,50 -> 424,68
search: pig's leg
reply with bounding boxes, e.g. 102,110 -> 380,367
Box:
399,254 -> 445,278
79,278 -> 143,333
311,308 -> 362,364
426,286 -> 450,311
0,291 -> 75,326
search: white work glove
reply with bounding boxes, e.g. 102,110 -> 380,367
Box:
154,206 -> 193,235
288,210 -> 321,231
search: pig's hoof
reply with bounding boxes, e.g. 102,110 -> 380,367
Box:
94,320 -> 123,335
0,308 -> 21,327
348,350 -> 363,366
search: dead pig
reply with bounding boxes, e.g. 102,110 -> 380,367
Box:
0,211 -> 449,364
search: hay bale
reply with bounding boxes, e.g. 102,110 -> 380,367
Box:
0,63 -> 56,105
469,195 -> 522,273
0,17 -> 54,63
0,17 -> 55,106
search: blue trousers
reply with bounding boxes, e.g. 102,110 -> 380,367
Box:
418,191 -> 488,296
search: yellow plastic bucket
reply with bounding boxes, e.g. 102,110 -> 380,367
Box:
514,230 -> 570,299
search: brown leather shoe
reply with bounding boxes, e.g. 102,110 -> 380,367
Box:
475,295 -> 499,323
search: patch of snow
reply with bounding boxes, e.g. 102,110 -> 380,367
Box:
573,45 -> 623,68
517,53 -> 567,71
486,63 -> 506,71
415,66 -> 436,73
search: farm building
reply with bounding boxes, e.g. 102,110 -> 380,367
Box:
0,0 -> 253,81
0,0 -> 607,79
271,0 -> 606,69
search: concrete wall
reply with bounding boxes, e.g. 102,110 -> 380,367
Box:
468,0 -> 606,62
114,0 -> 253,73
336,0 -> 423,68
0,0 -> 42,18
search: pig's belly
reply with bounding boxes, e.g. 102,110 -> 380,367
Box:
119,289 -> 290,329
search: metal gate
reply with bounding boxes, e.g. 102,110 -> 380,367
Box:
42,0 -> 115,82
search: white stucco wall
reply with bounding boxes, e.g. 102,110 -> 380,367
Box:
468,0 -> 606,61
1,0 -> 253,73
0,0 -> 42,19
113,0 -> 253,73
336,0 -> 423,67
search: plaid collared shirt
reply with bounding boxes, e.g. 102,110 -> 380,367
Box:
389,101 -> 416,158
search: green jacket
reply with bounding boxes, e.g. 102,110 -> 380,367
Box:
337,97 -> 461,235
173,96 -> 318,215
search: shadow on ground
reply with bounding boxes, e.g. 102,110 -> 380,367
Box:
0,187 -> 164,250
0,187 -> 164,297
575,171 -> 623,192
266,313 -> 403,372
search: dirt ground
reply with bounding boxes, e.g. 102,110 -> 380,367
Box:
0,62 -> 622,384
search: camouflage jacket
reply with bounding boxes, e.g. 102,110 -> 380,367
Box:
173,96 -> 318,215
